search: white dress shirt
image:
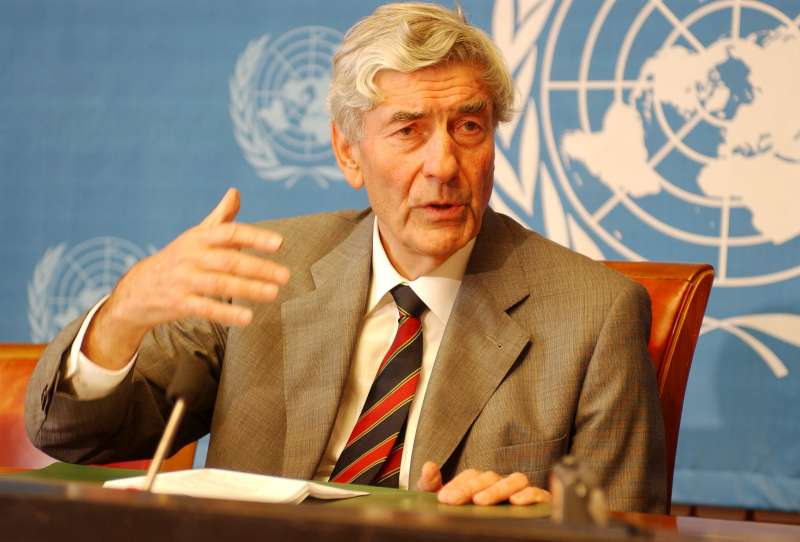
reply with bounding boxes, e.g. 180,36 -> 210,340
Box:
64,295 -> 137,398
64,219 -> 474,489
313,221 -> 474,488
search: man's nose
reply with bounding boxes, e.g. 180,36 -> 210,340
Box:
421,129 -> 458,182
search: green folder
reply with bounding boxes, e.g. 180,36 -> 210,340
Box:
3,462 -> 550,519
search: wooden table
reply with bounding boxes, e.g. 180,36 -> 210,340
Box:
2,464 -> 799,542
614,511 -> 800,541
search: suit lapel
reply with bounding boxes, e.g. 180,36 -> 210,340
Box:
281,215 -> 373,479
410,210 -> 531,487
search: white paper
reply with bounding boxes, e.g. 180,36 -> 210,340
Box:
103,468 -> 368,504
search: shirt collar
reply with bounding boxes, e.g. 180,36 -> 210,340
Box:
367,218 -> 475,325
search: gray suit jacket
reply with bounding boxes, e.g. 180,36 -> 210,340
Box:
25,208 -> 667,512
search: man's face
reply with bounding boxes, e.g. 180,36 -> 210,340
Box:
335,62 -> 495,278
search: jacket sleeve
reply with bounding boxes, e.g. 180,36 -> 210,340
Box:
569,280 -> 668,513
24,312 -> 225,465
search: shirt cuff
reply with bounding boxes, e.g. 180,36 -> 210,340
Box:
63,295 -> 138,400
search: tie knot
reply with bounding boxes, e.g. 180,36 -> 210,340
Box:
390,284 -> 427,319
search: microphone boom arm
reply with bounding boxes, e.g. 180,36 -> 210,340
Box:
142,398 -> 187,492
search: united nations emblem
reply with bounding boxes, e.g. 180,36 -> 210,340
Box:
230,26 -> 344,187
27,237 -> 151,342
490,0 -> 800,379
541,0 -> 800,288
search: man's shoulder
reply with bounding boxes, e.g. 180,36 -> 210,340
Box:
254,209 -> 368,233
489,211 -> 639,296
254,208 -> 369,244
249,208 -> 372,265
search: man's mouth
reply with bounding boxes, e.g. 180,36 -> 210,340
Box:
419,202 -> 467,219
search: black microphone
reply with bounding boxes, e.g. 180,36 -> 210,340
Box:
142,358 -> 211,492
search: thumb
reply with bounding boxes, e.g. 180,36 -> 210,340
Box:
200,187 -> 240,227
417,461 -> 443,492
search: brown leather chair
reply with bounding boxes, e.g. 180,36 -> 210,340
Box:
0,343 -> 196,471
603,261 -> 714,507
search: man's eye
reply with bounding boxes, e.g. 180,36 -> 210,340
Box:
461,121 -> 481,133
395,125 -> 416,137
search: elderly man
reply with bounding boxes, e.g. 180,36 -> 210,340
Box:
26,3 -> 666,512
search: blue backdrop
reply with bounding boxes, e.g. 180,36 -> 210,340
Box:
2,0 -> 798,511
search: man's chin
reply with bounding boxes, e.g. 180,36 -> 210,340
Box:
410,232 -> 472,261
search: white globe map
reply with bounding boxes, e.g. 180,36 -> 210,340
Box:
564,25 -> 799,245
538,0 -> 800,288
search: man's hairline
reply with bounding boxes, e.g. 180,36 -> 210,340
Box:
334,60 -> 504,143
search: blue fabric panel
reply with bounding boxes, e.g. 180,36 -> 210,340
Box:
2,0 -> 798,511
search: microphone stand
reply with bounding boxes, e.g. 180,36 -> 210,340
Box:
142,399 -> 187,492
140,356 -> 210,492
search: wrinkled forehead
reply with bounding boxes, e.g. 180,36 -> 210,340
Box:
368,63 -> 492,116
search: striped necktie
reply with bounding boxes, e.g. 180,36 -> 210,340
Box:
330,284 -> 427,487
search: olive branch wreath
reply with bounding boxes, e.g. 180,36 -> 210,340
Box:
490,0 -> 604,259
27,244 -> 65,343
701,314 -> 798,378
27,241 -> 157,343
229,34 -> 342,188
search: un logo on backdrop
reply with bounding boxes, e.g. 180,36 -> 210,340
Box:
230,26 -> 344,187
27,238 -> 151,342
490,0 -> 800,377
544,0 -> 800,286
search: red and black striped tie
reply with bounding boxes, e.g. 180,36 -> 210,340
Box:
330,284 -> 427,487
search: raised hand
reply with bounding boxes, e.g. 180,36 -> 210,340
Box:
417,461 -> 551,506
83,188 -> 290,369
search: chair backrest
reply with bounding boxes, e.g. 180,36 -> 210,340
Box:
0,344 -> 55,468
602,261 -> 714,504
0,343 -> 196,471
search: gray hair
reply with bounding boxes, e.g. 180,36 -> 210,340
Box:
328,2 -> 514,141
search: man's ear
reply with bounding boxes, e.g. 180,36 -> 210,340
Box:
331,122 -> 363,189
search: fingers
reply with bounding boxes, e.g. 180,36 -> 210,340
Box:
438,469 -> 502,505
168,213 -> 288,326
508,486 -> 551,506
201,188 -> 241,227
436,469 -> 550,506
185,249 -> 289,308
189,271 -> 280,304
161,256 -> 285,327
417,461 -> 443,492
473,472 -> 530,505
181,295 -> 254,327
174,249 -> 289,322
199,250 -> 290,286
200,222 -> 284,254
197,189 -> 282,253
116,188 -> 292,331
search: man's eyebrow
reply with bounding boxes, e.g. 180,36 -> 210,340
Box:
458,100 -> 486,114
388,101 -> 487,123
390,110 -> 426,123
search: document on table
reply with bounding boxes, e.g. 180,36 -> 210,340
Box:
103,468 -> 368,505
